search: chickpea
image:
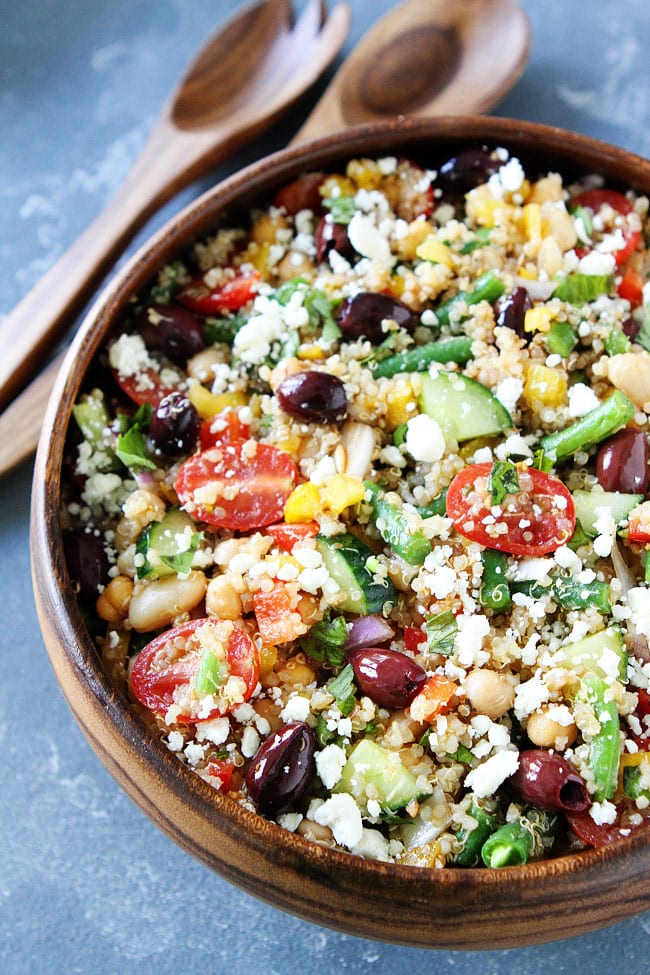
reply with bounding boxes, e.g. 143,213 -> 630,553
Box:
297,819 -> 334,845
277,250 -> 314,281
607,351 -> 650,410
96,575 -> 134,622
128,570 -> 207,632
186,347 -> 223,382
526,708 -> 578,751
205,575 -> 243,621
464,669 -> 515,720
250,211 -> 288,245
254,695 -> 283,731
275,652 -> 315,687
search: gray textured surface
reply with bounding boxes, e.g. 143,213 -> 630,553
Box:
2,1 -> 650,971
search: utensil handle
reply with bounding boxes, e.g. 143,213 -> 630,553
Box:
0,354 -> 63,476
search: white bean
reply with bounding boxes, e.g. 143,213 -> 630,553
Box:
128,570 -> 207,632
606,352 -> 650,410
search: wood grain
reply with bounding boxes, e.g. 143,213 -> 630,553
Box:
31,117 -> 650,948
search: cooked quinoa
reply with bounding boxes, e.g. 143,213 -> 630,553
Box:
63,147 -> 650,867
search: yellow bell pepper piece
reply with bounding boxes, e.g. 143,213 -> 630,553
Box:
524,306 -> 555,334
522,202 -> 542,240
524,363 -> 568,411
284,482 -> 321,523
415,236 -> 453,267
188,385 -> 247,419
320,474 -> 366,515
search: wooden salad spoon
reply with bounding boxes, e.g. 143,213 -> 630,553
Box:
0,0 -> 350,414
0,0 -> 530,476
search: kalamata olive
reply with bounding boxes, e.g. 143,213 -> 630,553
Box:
623,317 -> 641,342
276,370 -> 348,424
494,287 -> 533,338
63,528 -> 110,602
436,147 -> 502,197
139,303 -> 205,365
337,292 -> 418,344
273,173 -> 325,215
245,721 -> 316,817
596,427 -> 650,494
508,749 -> 591,812
348,647 -> 427,709
148,392 -> 200,458
315,216 -> 354,263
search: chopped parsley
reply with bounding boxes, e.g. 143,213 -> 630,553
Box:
323,195 -> 356,225
424,610 -> 458,656
300,613 -> 349,667
327,663 -> 357,716
115,404 -> 156,471
488,459 -> 520,505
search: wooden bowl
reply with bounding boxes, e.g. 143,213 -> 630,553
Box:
31,116 -> 650,950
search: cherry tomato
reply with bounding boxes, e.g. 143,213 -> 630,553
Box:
264,522 -> 319,552
617,268 -> 644,307
112,366 -> 179,407
446,462 -> 575,556
175,440 -> 298,530
627,500 -> 650,543
130,618 -> 259,722
253,582 -> 309,645
199,410 -> 250,450
573,188 -> 641,267
565,803 -> 650,848
177,272 -> 260,315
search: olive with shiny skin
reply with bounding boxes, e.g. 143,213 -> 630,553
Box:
596,427 -> 650,494
139,302 -> 205,365
348,647 -> 427,709
63,528 -> 110,602
148,392 -> 201,459
276,370 -> 348,424
508,749 -> 591,812
246,722 -> 317,817
337,292 -> 418,344
315,216 -> 354,263
494,286 -> 532,338
436,147 -> 502,197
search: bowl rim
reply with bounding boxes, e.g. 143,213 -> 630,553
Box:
31,114 -> 650,947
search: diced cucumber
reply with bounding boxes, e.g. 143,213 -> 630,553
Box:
553,626 -> 627,682
315,533 -> 397,615
72,388 -> 118,471
419,371 -> 512,443
135,508 -> 201,579
334,738 -> 424,814
572,489 -> 642,537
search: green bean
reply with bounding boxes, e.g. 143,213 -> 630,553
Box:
539,390 -> 635,461
433,271 -> 505,328
576,673 -> 620,802
511,576 -> 611,615
452,804 -> 501,867
372,336 -> 473,378
480,820 -> 533,867
363,481 -> 432,565
545,320 -> 577,357
417,489 -> 448,519
479,550 -> 512,613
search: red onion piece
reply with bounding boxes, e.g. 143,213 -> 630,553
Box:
344,615 -> 394,650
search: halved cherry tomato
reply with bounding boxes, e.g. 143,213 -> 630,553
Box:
617,268 -> 644,307
175,440 -> 298,530
199,410 -> 250,450
177,271 -> 260,315
130,618 -> 259,722
627,500 -> 650,543
565,803 -> 650,848
573,188 -> 641,267
252,582 -> 309,645
264,522 -> 319,552
446,462 -> 575,556
112,366 -> 179,407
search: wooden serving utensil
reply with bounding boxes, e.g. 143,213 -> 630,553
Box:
0,0 -> 350,413
0,0 -> 530,476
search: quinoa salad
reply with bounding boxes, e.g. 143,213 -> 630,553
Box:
62,145 -> 650,868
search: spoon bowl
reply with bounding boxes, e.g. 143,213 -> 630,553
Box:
294,0 -> 530,141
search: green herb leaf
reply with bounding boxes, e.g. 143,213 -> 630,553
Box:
532,449 -> 553,473
301,614 -> 349,668
203,312 -> 247,346
488,459 -> 520,505
194,648 -> 228,695
115,404 -> 156,471
424,609 -> 458,656
327,663 -> 357,716
148,260 -> 187,304
551,273 -> 614,304
323,195 -> 356,225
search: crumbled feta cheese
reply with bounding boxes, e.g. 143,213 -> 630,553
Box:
315,744 -> 348,789
454,614 -> 490,667
593,508 -> 617,558
514,674 -> 550,720
108,333 -> 155,376
276,812 -> 303,832
241,726 -> 260,758
495,377 -> 523,414
627,587 -> 650,640
195,716 -> 230,745
352,828 -> 391,861
589,800 -> 618,826
465,749 -> 519,798
568,382 -> 600,418
313,793 -> 364,848
405,413 -> 446,463
577,250 -> 616,275
280,694 -> 311,723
